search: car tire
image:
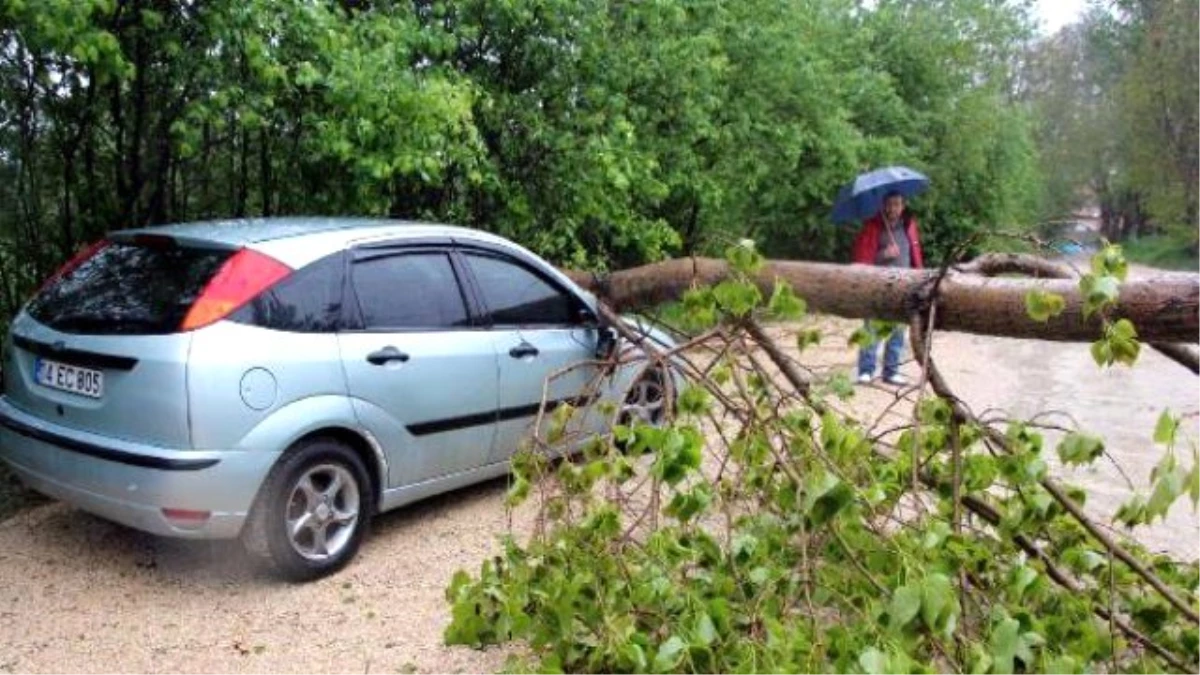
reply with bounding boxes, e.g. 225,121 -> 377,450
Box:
618,367 -> 671,430
243,437 -> 373,582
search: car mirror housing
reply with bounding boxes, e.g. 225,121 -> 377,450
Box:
595,325 -> 618,360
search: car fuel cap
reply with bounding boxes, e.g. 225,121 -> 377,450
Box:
240,368 -> 278,411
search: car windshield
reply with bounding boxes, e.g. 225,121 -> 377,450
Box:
27,242 -> 232,335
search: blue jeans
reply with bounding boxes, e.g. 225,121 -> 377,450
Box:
857,321 -> 906,378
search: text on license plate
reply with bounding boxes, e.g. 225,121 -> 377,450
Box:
35,358 -> 104,399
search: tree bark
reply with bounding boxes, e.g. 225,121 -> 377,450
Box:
956,253 -> 1200,372
562,257 -> 1199,343
260,128 -> 272,217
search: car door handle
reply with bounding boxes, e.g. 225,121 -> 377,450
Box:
366,346 -> 410,365
508,342 -> 539,359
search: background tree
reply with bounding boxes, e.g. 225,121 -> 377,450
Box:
1116,0 -> 1198,251
3,0 -> 1192,324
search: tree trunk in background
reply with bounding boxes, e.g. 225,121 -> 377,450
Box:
260,128 -> 272,217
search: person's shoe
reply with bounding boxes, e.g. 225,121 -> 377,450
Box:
883,372 -> 908,386
856,372 -> 873,384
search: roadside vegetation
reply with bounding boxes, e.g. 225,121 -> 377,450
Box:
1123,236 -> 1199,272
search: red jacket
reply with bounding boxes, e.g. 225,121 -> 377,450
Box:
851,213 -> 924,269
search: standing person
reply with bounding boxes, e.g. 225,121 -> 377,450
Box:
851,191 -> 924,385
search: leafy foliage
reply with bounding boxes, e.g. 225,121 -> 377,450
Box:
444,244 -> 1200,673
0,0 -> 1048,327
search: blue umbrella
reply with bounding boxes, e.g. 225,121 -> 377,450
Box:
831,166 -> 929,224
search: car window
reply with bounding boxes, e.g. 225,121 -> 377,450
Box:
351,252 -> 470,330
27,242 -> 232,335
462,252 -> 578,326
231,252 -> 345,332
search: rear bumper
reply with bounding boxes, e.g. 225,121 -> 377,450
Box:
0,397 -> 279,539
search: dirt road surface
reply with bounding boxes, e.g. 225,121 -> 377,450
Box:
0,317 -> 1196,673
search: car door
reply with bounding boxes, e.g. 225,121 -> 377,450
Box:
337,245 -> 500,488
457,248 -> 599,463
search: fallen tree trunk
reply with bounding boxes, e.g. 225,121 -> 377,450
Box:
563,257 -> 1199,343
956,253 -> 1198,372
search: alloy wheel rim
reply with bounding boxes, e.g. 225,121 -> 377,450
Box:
621,373 -> 666,426
284,463 -> 360,562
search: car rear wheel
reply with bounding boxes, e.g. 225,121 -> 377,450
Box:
243,438 -> 372,582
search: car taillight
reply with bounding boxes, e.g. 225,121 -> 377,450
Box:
180,249 -> 292,331
35,239 -> 110,295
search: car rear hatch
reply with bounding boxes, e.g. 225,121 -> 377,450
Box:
4,233 -> 287,449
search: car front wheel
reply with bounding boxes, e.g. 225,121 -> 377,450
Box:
619,367 -> 669,428
243,438 -> 373,582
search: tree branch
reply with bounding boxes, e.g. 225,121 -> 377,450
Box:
740,307 -> 1195,669
909,315 -> 1200,626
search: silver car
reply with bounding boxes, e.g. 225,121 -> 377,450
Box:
0,218 -> 675,580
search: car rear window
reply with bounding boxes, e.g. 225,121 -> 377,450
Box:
230,252 -> 346,332
27,241 -> 233,335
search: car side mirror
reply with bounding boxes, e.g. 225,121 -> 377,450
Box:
577,307 -> 600,327
595,325 -> 618,360
575,305 -> 617,359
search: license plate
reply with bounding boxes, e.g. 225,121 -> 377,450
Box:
35,358 -> 104,399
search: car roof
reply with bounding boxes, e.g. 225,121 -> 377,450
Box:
112,216 -> 600,315
116,217 -> 496,248
113,216 -> 588,293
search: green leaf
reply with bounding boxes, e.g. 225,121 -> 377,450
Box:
1008,566 -> 1038,599
665,484 -> 713,523
677,386 -> 711,416
1090,338 -> 1113,367
694,613 -> 716,646
767,280 -> 807,320
1111,317 -> 1137,339
620,643 -> 648,671
1154,410 -> 1179,446
848,327 -> 875,348
1044,654 -> 1080,674
1114,494 -> 1147,527
505,475 -> 531,506
1024,289 -> 1065,322
653,635 -> 686,672
650,426 -> 704,485
921,573 -> 954,632
964,454 -> 999,492
712,280 -> 762,318
725,239 -> 763,275
1080,273 -> 1120,318
921,516 -> 950,550
1147,465 -> 1187,521
990,616 -> 1021,674
1112,338 -> 1140,366
888,583 -> 923,632
1057,433 -> 1104,466
1092,275 -> 1119,301
748,566 -> 771,586
859,647 -> 887,675
1016,631 -> 1043,666
295,61 -> 321,87
1092,244 -> 1129,281
804,471 -> 856,528
796,328 -> 822,352
922,521 -> 953,549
